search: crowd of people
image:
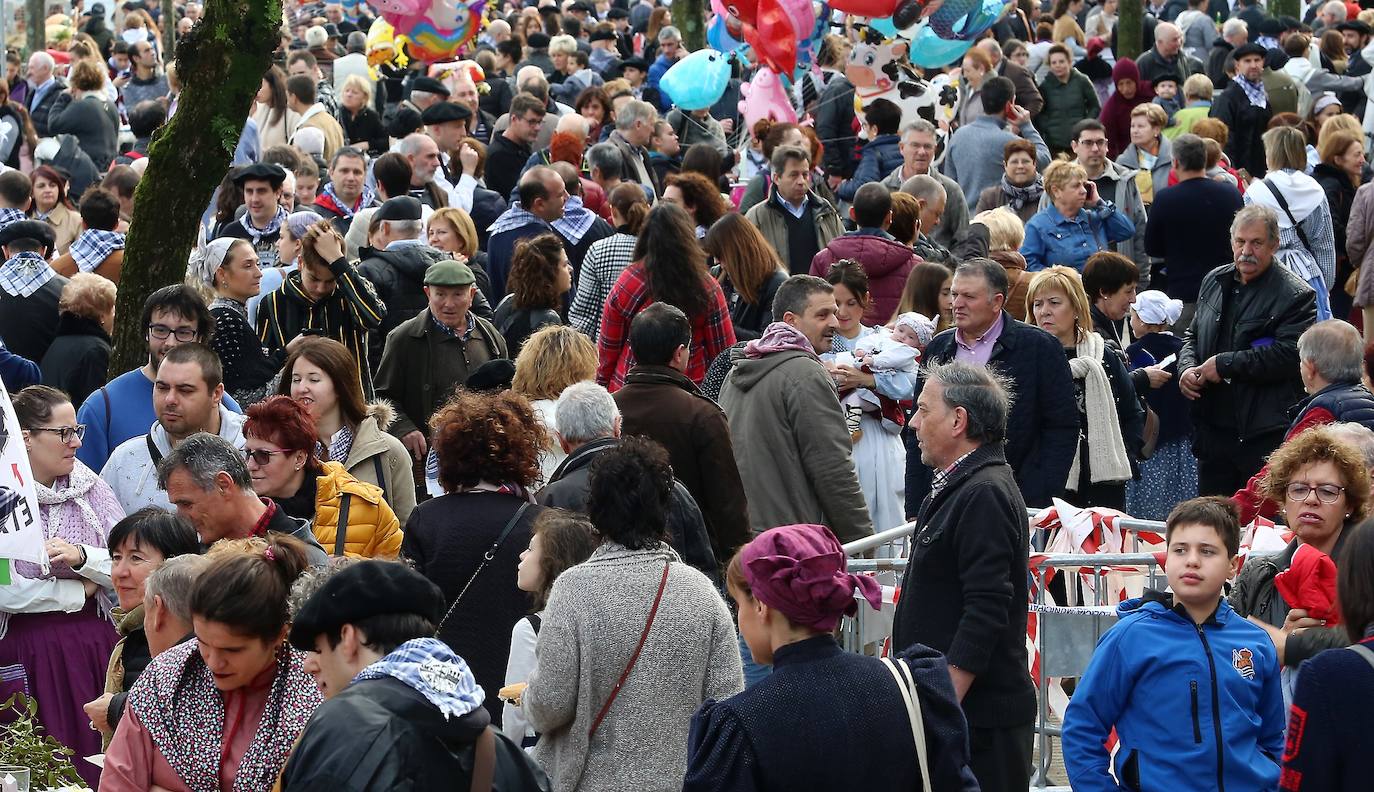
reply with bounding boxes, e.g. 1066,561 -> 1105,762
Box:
2,0 -> 1374,789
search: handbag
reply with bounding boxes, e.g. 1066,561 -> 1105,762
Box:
433,502 -> 532,637
1140,405 -> 1161,460
879,657 -> 933,792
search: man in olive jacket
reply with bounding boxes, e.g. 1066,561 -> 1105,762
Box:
375,260 -> 507,466
893,360 -> 1035,792
719,275 -> 872,543
614,303 -> 750,563
1179,204 -> 1317,496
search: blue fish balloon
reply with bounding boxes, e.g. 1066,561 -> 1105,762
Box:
660,48 -> 733,111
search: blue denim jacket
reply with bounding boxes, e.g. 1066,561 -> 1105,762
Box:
1021,200 -> 1136,272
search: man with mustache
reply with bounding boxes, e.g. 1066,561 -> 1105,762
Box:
1179,204 -> 1318,496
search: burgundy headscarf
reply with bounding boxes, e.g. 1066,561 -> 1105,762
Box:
740,524 -> 882,632
1099,58 -> 1154,159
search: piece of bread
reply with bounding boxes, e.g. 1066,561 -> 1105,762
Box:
498,682 -> 528,705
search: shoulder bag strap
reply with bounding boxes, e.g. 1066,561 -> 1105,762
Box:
101,386 -> 111,440
880,657 -> 932,792
588,560 -> 671,738
145,433 -> 163,466
433,501 -> 532,637
1347,642 -> 1374,671
371,455 -> 388,503
1262,178 -> 1317,257
334,493 -> 352,557
468,726 -> 496,792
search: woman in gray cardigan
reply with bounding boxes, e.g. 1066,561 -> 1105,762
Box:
524,435 -> 743,791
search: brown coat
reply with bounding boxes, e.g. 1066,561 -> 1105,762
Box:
989,249 -> 1031,322
614,364 -> 750,562
52,248 -> 123,284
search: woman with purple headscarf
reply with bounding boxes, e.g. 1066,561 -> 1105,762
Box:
684,524 -> 977,791
0,385 -> 124,787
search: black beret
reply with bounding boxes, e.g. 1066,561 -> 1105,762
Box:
288,561 -> 446,650
621,56 -> 648,71
324,22 -> 341,38
1233,42 -> 1269,60
570,1 -> 595,13
0,220 -> 56,254
528,32 -> 551,49
232,162 -> 287,188
1338,20 -> 1372,36
606,7 -> 628,19
422,100 -> 473,125
1278,15 -> 1301,30
1257,17 -> 1283,37
465,358 -> 516,392
410,75 -> 452,97
589,28 -> 616,42
374,195 -> 424,222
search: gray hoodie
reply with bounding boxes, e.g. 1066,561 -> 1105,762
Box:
718,347 -> 873,542
101,404 -> 246,515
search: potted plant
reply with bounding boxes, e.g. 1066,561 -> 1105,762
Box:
0,693 -> 84,789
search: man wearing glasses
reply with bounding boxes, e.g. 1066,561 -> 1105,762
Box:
1068,119 -> 1152,288
76,286 -> 242,471
485,92 -> 547,201
116,40 -> 169,110
102,343 -> 247,515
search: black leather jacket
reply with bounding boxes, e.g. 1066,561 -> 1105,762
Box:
1179,261 -> 1317,455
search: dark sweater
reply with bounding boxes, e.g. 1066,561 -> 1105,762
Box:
39,312 -> 111,407
782,201 -> 821,275
46,92 -> 119,171
339,105 -> 388,155
0,274 -> 67,368
211,299 -> 285,406
485,134 -> 533,204
401,491 -> 543,726
1281,635 -> 1374,790
891,443 -> 1038,729
1145,176 -> 1244,302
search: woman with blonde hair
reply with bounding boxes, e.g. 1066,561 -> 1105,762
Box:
1022,159 -> 1135,272
427,205 -> 493,301
513,325 -> 598,481
1314,127 -> 1365,318
1025,265 -> 1143,507
338,73 -> 386,154
40,272 -> 115,405
975,207 -> 1031,319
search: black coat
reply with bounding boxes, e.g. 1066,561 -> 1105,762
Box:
339,105 -> 388,155
536,437 -> 722,585
908,313 -> 1079,512
0,273 -> 66,364
1211,81 -> 1272,179
279,676 -> 551,792
401,491 -> 543,726
814,75 -> 856,178
104,623 -> 153,731
892,443 -> 1037,729
485,134 -> 533,204
1313,163 -> 1358,262
46,92 -> 119,171
211,300 -> 284,406
1179,262 -> 1317,458
39,312 -> 110,406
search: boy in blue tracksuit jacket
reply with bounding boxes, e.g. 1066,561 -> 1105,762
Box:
1063,496 -> 1286,791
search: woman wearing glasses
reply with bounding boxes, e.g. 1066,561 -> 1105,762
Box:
0,385 -> 124,788
243,395 -> 402,560
1232,425 -> 1370,693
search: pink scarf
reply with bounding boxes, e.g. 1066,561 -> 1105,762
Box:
744,321 -> 818,360
15,460 -> 119,580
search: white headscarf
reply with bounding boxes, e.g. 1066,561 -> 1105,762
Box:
187,237 -> 239,287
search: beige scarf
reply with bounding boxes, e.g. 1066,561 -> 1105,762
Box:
1066,332 -> 1133,488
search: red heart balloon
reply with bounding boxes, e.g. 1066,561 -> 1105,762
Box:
827,0 -> 898,16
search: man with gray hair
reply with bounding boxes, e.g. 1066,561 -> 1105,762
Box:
1180,203 -> 1318,495
909,257 -> 1077,511
537,381 -> 719,578
1233,319 -> 1374,521
587,141 -> 625,198
142,553 -> 210,656
893,360 -> 1035,792
157,431 -> 329,565
24,51 -> 63,136
719,275 -> 872,541
882,120 -> 969,249
606,98 -> 661,197
645,26 -> 683,112
1135,21 -> 1203,87
1208,18 -> 1249,89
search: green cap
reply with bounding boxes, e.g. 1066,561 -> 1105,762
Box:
424,259 -> 476,287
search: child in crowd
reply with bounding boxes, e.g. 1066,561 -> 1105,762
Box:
1151,73 -> 1182,126
1164,74 -> 1214,139
1062,497 -> 1285,792
835,312 -> 933,436
1124,290 -> 1196,519
500,509 -> 600,751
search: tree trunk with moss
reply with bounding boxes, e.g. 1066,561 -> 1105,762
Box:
108,0 -> 281,375
1117,0 -> 1143,60
1270,0 -> 1299,21
163,0 -> 177,59
26,0 -> 43,55
672,0 -> 706,52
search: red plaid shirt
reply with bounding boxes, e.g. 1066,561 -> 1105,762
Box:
595,261 -> 737,392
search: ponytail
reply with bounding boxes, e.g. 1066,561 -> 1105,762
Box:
609,181 -> 650,236
190,534 -> 310,642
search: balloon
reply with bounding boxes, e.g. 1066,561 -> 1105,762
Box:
707,15 -> 746,51
868,16 -> 897,36
366,17 -> 410,76
743,16 -> 798,76
907,23 -> 974,67
367,0 -> 485,62
929,0 -> 1007,39
660,49 -> 733,111
777,0 -> 816,44
738,66 -> 797,131
826,0 -> 896,16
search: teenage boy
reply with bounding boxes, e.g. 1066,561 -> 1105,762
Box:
1062,497 -> 1285,792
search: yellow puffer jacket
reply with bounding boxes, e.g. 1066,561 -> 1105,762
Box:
311,461 -> 403,559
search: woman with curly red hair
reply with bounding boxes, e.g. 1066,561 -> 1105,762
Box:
402,388 -> 548,725
244,395 -> 402,559
663,171 -> 730,238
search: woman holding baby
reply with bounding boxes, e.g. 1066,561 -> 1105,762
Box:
822,261 -> 929,532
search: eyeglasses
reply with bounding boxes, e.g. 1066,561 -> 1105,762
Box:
244,447 -> 288,465
1286,483 -> 1346,504
148,324 -> 198,342
30,425 -> 85,443
1077,139 -> 1109,148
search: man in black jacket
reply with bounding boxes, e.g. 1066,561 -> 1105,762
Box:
537,381 -> 721,584
281,561 -> 549,791
1179,203 -> 1318,496
893,360 -> 1035,792
906,258 -> 1077,512
1211,42 -> 1273,178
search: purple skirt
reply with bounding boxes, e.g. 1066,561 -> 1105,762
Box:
0,598 -> 118,788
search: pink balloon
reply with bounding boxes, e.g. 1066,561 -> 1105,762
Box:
777,0 -> 815,45
738,66 -> 797,131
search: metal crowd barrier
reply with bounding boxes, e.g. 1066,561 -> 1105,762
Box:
840,512 -> 1169,791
